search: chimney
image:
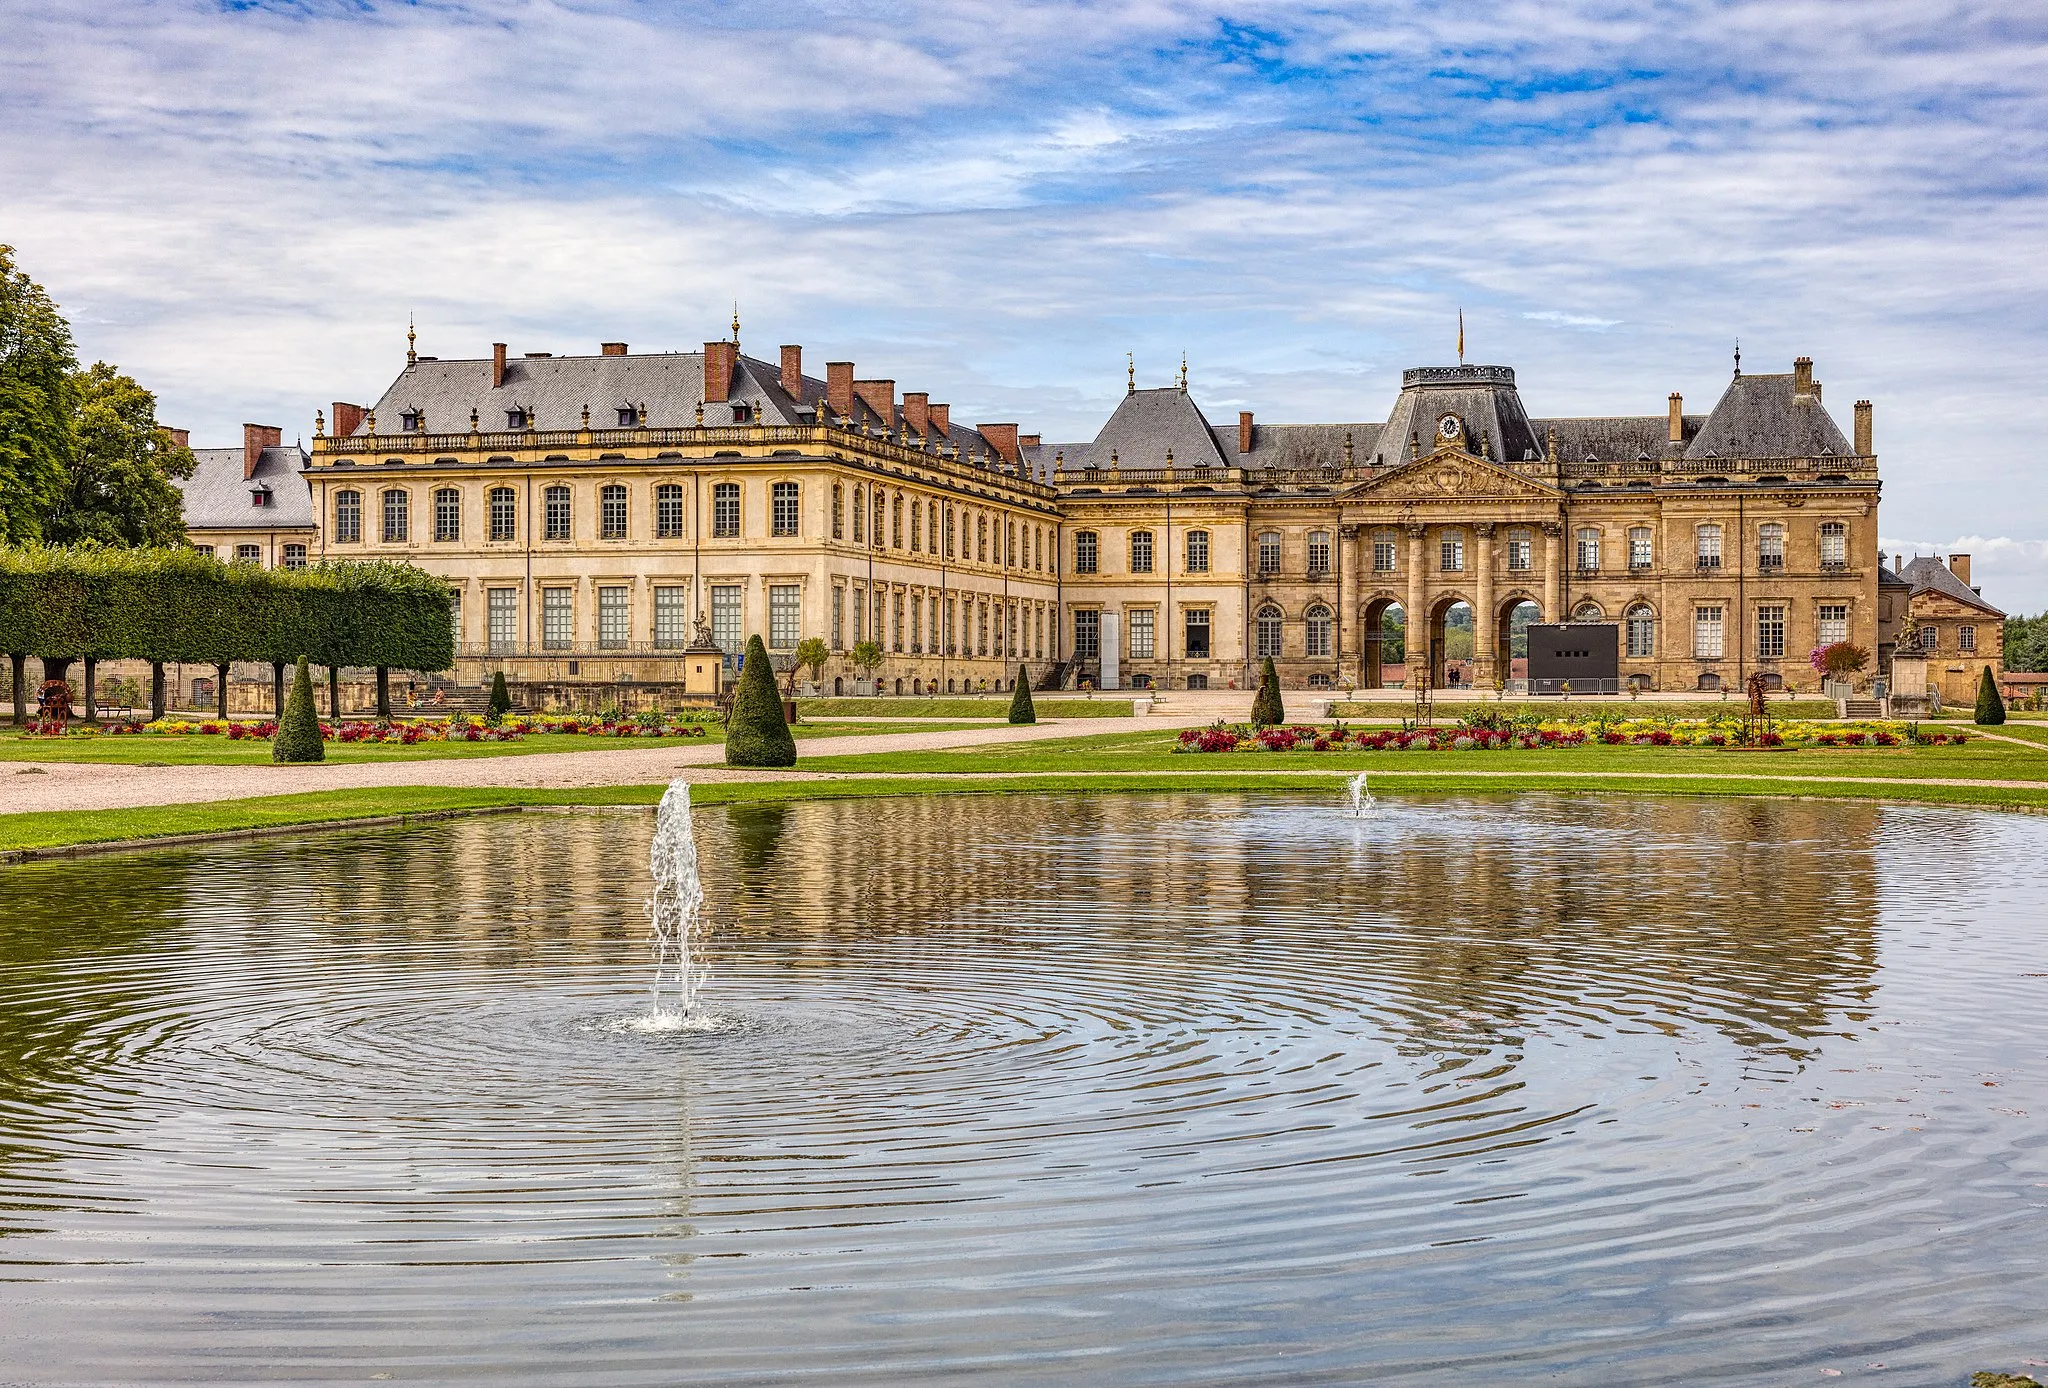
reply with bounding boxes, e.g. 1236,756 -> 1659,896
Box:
1019,433 -> 1041,449
1793,356 -> 1814,398
854,379 -> 897,431
780,345 -> 803,399
166,428 -> 190,449
492,343 -> 507,389
979,423 -> 1020,464
1949,553 -> 1971,587
331,402 -> 365,439
902,392 -> 931,439
702,341 -> 736,404
243,423 -> 282,480
601,342 -> 628,356
1238,411 -> 1255,454
929,403 -> 950,435
826,362 -> 855,418
1854,399 -> 1872,456
1667,392 -> 1684,443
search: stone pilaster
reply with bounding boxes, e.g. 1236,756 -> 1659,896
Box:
1339,524 -> 1359,684
1542,522 -> 1563,625
1406,524 -> 1428,686
1474,522 -> 1497,683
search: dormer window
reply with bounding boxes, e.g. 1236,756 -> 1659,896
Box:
731,402 -> 752,423
506,409 -> 528,429
617,406 -> 638,427
400,411 -> 421,432
249,487 -> 272,508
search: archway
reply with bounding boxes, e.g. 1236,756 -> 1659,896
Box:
1430,597 -> 1474,689
1360,597 -> 1406,688
1496,597 -> 1542,685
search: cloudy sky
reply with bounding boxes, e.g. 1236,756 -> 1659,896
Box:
4,0 -> 2045,609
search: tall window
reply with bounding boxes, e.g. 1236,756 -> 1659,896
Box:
831,587 -> 845,649
1305,603 -> 1332,657
1307,532 -> 1332,578
1130,608 -> 1155,660
1506,529 -> 1531,571
944,505 -> 954,558
334,489 -> 361,543
712,482 -> 740,538
1960,624 -> 1977,652
1626,604 -> 1656,658
769,585 -> 800,649
600,484 -> 628,540
852,586 -> 865,644
1075,531 -> 1099,574
542,587 -> 573,650
655,484 -> 685,538
434,487 -> 461,542
282,543 -> 307,571
598,586 -> 629,649
977,515 -> 988,563
945,597 -> 957,654
488,487 -> 516,541
1186,530 -> 1210,574
1255,604 -> 1283,658
1819,521 -> 1847,567
852,486 -> 865,544
1130,530 -> 1154,573
891,494 -> 903,548
543,485 -> 571,540
1440,529 -> 1465,573
1074,610 -> 1100,659
929,504 -> 939,555
1628,526 -> 1653,570
1575,527 -> 1600,572
1696,523 -> 1723,568
1257,531 -> 1282,576
911,593 -> 923,652
831,483 -> 843,539
1006,520 -> 1016,567
892,591 -> 904,651
873,492 -> 884,548
487,588 -> 517,653
381,489 -> 409,543
655,587 -> 688,648
1756,603 -> 1786,659
1758,523 -> 1785,570
710,585 -> 742,652
1920,624 -> 1939,651
772,481 -> 800,537
1374,531 -> 1399,571
911,500 -> 923,552
448,589 -> 462,646
1184,607 -> 1211,658
1694,604 -> 1725,658
1817,603 -> 1848,646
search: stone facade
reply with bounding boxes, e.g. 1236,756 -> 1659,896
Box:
1891,553 -> 2004,705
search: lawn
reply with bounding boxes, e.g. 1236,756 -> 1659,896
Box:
795,696 -> 1134,718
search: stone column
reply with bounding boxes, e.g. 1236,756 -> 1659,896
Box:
1542,522 -> 1563,624
1338,524 -> 1359,684
1474,522 -> 1496,684
1405,524 -> 1428,686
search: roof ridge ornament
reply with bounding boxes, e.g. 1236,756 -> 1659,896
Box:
1733,338 -> 1742,379
1178,353 -> 1187,391
1127,352 -> 1135,395
406,315 -> 417,368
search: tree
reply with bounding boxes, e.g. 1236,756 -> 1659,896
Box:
1251,655 -> 1284,727
1975,665 -> 2006,725
273,656 -> 324,762
0,245 -> 78,544
1811,641 -> 1871,682
793,636 -> 830,695
1008,665 -> 1036,724
488,670 -> 511,719
43,363 -> 193,546
726,634 -> 796,767
2005,613 -> 2048,673
851,639 -> 883,686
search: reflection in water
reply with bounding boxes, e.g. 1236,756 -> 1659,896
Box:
0,792 -> 2043,1386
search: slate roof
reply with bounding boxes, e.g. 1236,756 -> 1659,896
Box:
1533,415 -> 1699,462
178,444 -> 313,530
1050,388 -> 1231,472
1685,372 -> 1853,460
1899,556 -> 2005,617
1212,422 -> 1385,472
1365,366 -> 1547,466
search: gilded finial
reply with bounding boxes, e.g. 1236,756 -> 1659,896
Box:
1732,338 -> 1742,378
469,407 -> 479,432
314,409 -> 325,438
732,303 -> 741,347
406,315 -> 416,367
365,408 -> 377,436
1126,352 -> 1135,395
1344,431 -> 1354,466
695,399 -> 705,426
581,403 -> 590,429
1178,353 -> 1187,391
637,402 -> 647,426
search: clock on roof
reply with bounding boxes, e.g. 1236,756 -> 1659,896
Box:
1437,413 -> 1462,442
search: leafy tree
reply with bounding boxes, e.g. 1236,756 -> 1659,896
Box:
44,363 -> 193,545
726,634 -> 796,767
2004,613 -> 2048,673
850,639 -> 883,684
1975,665 -> 2006,725
793,636 -> 830,695
1008,665 -> 1036,724
273,656 -> 324,762
1251,655 -> 1284,727
488,670 -> 511,719
0,245 -> 78,544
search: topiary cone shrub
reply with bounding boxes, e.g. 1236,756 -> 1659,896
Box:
1251,656 -> 1284,727
488,670 -> 511,721
273,656 -> 325,763
725,635 -> 797,767
1009,665 -> 1036,724
1975,665 -> 2006,725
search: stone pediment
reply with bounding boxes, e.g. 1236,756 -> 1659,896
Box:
1350,450 -> 1559,502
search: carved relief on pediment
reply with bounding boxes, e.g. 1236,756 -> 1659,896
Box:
1351,453 -> 1558,501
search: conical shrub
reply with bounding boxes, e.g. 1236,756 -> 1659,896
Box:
488,670 -> 511,719
1009,666 -> 1036,724
726,635 -> 797,767
272,656 -> 325,763
1251,655 -> 1284,727
1975,665 -> 2006,725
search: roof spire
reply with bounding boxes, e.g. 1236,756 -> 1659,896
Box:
1733,338 -> 1741,378
1178,353 -> 1188,391
406,315 -> 417,368
1126,351 -> 1135,395
732,303 -> 741,348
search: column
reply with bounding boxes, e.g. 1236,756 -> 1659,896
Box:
1542,522 -> 1563,624
1338,524 -> 1359,685
1474,522 -> 1496,684
1405,524 -> 1428,687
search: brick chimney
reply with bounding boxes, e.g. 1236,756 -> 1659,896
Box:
1238,411 -> 1254,454
702,341 -> 737,404
1667,392 -> 1684,443
854,379 -> 896,431
1792,356 -> 1815,399
826,362 -> 855,418
331,402 -> 365,439
902,392 -> 930,439
601,342 -> 628,356
1854,399 -> 1872,456
929,403 -> 950,435
492,343 -> 507,389
1019,433 -> 1040,449
166,428 -> 190,449
979,423 -> 1020,464
1949,553 -> 1971,586
780,345 -> 803,399
243,423 -> 282,480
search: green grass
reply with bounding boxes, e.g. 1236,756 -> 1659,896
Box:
795,697 -> 1133,719
1328,698 -> 1841,721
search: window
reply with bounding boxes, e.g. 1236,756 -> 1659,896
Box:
710,585 -> 742,652
1960,624 -> 1977,652
975,600 -> 987,655
488,487 -> 516,541
712,482 -> 740,538
977,515 -> 988,563
544,485 -> 571,541
431,487 -> 460,542
1817,604 -> 1848,646
911,500 -> 923,552
1305,603 -> 1332,657
1257,531 -> 1282,576
1307,532 -> 1331,578
1920,624 -> 1939,651
831,587 -> 845,650
911,593 -> 923,652
1186,530 -> 1210,573
1820,521 -> 1848,567
929,504 -> 939,555
831,484 -> 844,540
891,494 -> 903,548
234,543 -> 262,564
1184,607 -> 1211,658
852,586 -> 865,644
1573,600 -> 1604,622
1131,530 -> 1154,573
873,492 -> 885,548
601,484 -> 628,540
282,543 -> 307,571
943,505 -> 954,558
1629,526 -> 1653,570
1506,529 -> 1531,571
945,597 -> 957,655
1075,531 -> 1099,574
487,587 -> 517,653
1006,520 -> 1016,567
1575,527 -> 1599,572
1255,604 -> 1283,658
892,591 -> 904,651
770,585 -> 800,649
1130,608 -> 1155,660
655,484 -> 685,539
542,587 -> 573,650
381,488 -> 409,543
1374,531 -> 1399,571
617,406 -> 638,427
401,410 -> 420,432
852,486 -> 865,544
595,587 -> 628,649
506,408 -> 527,429
1757,604 -> 1786,659
1074,609 -> 1100,659
1696,523 -> 1723,568
772,481 -> 799,537
1626,605 -> 1656,658
335,489 -> 362,543
1694,604 -> 1725,658
448,589 -> 462,646
1758,523 -> 1785,570
654,587 -> 689,648
1440,530 -> 1465,572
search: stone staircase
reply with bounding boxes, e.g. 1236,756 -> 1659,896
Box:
1837,697 -> 1884,719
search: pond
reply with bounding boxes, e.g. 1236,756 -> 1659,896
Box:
1,793 -> 2044,1384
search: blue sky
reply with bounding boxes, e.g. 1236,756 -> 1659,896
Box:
5,0 -> 2046,608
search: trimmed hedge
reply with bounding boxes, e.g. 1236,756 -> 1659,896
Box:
273,656 -> 324,762
1976,665 -> 2006,725
1251,656 -> 1284,727
0,545 -> 453,671
1008,665 -> 1036,724
725,635 -> 796,767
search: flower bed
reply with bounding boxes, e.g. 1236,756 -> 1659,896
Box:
1173,718 -> 1961,754
9,714 -> 716,744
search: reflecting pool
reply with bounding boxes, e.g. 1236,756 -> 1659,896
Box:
1,793 -> 2045,1384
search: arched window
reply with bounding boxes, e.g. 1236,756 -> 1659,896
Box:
1074,531 -> 1098,574
433,487 -> 460,542
944,505 -> 955,558
488,486 -> 516,541
1758,522 -> 1785,570
334,489 -> 362,543
1626,604 -> 1656,658
910,499 -> 922,551
872,490 -> 884,547
1130,529 -> 1154,574
381,488 -> 408,543
600,483 -> 628,540
1305,603 -> 1332,657
1255,603 -> 1283,657
1575,526 -> 1600,572
543,484 -> 572,540
1306,531 -> 1331,577
1572,600 -> 1605,622
851,485 -> 864,544
1256,531 -> 1282,576
928,501 -> 938,553
1186,529 -> 1210,573
831,483 -> 843,540
891,493 -> 903,548
1695,523 -> 1723,568
977,514 -> 988,563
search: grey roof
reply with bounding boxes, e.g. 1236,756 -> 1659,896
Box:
1533,415 -> 1697,462
1052,387 -> 1231,471
1367,365 -> 1546,466
1212,422 -> 1385,471
1685,373 -> 1853,460
1899,556 -> 2005,617
177,444 -> 313,530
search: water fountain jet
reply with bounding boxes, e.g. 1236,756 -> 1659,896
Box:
641,779 -> 707,1029
1345,771 -> 1377,818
